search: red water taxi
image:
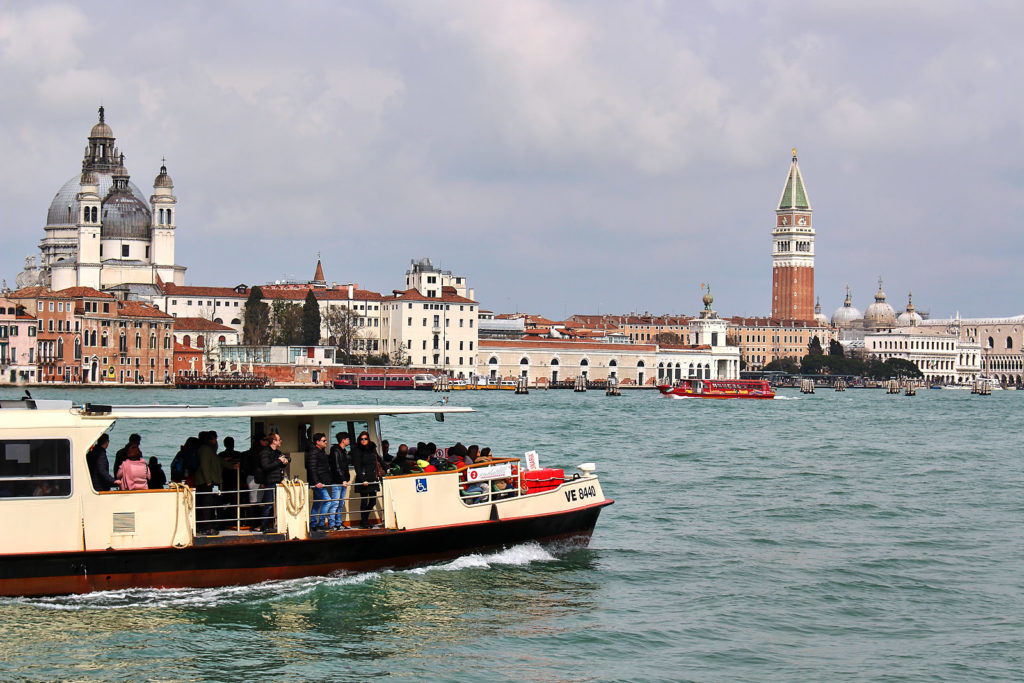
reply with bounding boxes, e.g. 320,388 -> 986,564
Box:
657,378 -> 775,399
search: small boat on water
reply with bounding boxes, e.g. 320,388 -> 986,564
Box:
175,373 -> 272,390
657,378 -> 776,400
0,397 -> 611,597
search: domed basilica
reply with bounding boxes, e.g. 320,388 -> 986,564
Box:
18,107 -> 186,291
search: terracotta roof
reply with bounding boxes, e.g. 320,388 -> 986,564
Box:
172,317 -> 236,332
117,301 -> 173,319
479,339 -> 659,352
174,342 -> 203,353
261,287 -> 383,302
8,287 -> 53,299
54,286 -> 114,299
163,283 -> 249,298
383,288 -> 477,304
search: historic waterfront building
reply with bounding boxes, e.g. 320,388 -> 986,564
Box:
864,327 -> 981,385
918,315 -> 1024,387
22,107 -> 187,292
772,149 -> 815,322
382,258 -> 478,377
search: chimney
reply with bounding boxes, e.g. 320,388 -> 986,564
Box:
348,285 -> 354,299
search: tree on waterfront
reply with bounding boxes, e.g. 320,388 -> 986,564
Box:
301,291 -> 321,345
764,357 -> 799,373
654,332 -> 683,345
807,335 -> 824,355
881,358 -> 923,379
269,301 -> 304,345
242,286 -> 270,345
829,339 -> 845,356
323,305 -> 360,363
389,342 -> 410,366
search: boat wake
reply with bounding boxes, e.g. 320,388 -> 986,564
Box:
773,395 -> 799,400
8,543 -> 560,611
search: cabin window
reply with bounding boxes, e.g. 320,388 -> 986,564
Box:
0,439 -> 72,498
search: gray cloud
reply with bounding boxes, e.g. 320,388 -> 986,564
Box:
2,0 -> 1023,319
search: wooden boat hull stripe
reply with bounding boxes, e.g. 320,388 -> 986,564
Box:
0,501 -> 611,597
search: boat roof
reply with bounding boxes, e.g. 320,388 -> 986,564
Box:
1,398 -> 474,421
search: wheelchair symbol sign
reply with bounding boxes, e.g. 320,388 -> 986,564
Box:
415,478 -> 428,493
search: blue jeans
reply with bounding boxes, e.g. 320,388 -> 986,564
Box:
326,484 -> 347,528
258,485 -> 277,531
311,486 -> 331,528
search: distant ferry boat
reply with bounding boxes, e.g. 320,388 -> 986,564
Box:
657,378 -> 775,400
331,373 -> 435,390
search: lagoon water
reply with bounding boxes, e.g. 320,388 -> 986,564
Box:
1,386 -> 1022,681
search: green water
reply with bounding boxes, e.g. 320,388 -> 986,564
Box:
1,387 -> 1022,681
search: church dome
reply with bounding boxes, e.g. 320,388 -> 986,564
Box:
47,173 -> 149,226
90,121 -> 114,139
864,281 -> 897,329
897,291 -> 923,326
101,190 -> 151,240
831,287 -> 863,328
153,164 -> 174,188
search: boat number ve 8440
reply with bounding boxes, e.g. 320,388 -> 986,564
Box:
565,485 -> 598,502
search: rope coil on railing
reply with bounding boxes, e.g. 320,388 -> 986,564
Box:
167,482 -> 194,547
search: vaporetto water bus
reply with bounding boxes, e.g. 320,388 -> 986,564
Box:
0,397 -> 612,597
657,378 -> 776,399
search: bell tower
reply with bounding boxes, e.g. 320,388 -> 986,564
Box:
771,148 -> 815,322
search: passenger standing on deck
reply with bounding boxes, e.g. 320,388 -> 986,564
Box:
306,433 -> 331,530
116,445 -> 150,490
87,433 -> 115,492
258,433 -> 289,533
148,456 -> 167,489
327,433 -> 351,530
195,431 -> 224,534
113,433 -> 142,480
351,431 -> 380,528
241,433 -> 267,518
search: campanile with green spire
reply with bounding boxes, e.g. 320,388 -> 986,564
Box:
771,148 -> 815,322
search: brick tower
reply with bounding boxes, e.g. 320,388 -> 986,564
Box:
771,148 -> 815,322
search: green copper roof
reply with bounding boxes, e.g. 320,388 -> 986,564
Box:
778,153 -> 811,210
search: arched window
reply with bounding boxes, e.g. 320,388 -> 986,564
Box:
218,335 -> 226,343
56,337 -> 64,358
489,357 -> 499,365
74,337 -> 82,360
581,359 -> 589,366
135,333 -> 142,349
988,337 -> 995,349
520,357 -> 529,365
183,335 -> 191,347
1007,336 -> 1014,350
119,334 -> 127,352
609,359 -> 617,367
231,318 -> 241,325
166,209 -> 172,224
196,335 -> 205,348
150,334 -> 157,349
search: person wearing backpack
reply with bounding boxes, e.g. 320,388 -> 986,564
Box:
148,457 -> 167,489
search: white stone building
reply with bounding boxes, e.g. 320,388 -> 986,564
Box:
381,259 -> 478,377
25,107 -> 186,292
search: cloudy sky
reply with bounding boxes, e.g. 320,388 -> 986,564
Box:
2,1 -> 1023,320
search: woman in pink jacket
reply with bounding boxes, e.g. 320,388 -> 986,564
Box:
116,445 -> 150,491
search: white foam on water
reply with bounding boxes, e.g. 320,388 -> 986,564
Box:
9,543 -> 559,610
773,395 -> 800,400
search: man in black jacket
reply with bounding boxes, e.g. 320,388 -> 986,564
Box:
306,432 -> 331,530
87,433 -> 115,491
257,433 -> 290,533
327,433 -> 350,530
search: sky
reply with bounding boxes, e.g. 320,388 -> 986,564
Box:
2,0 -> 1023,321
